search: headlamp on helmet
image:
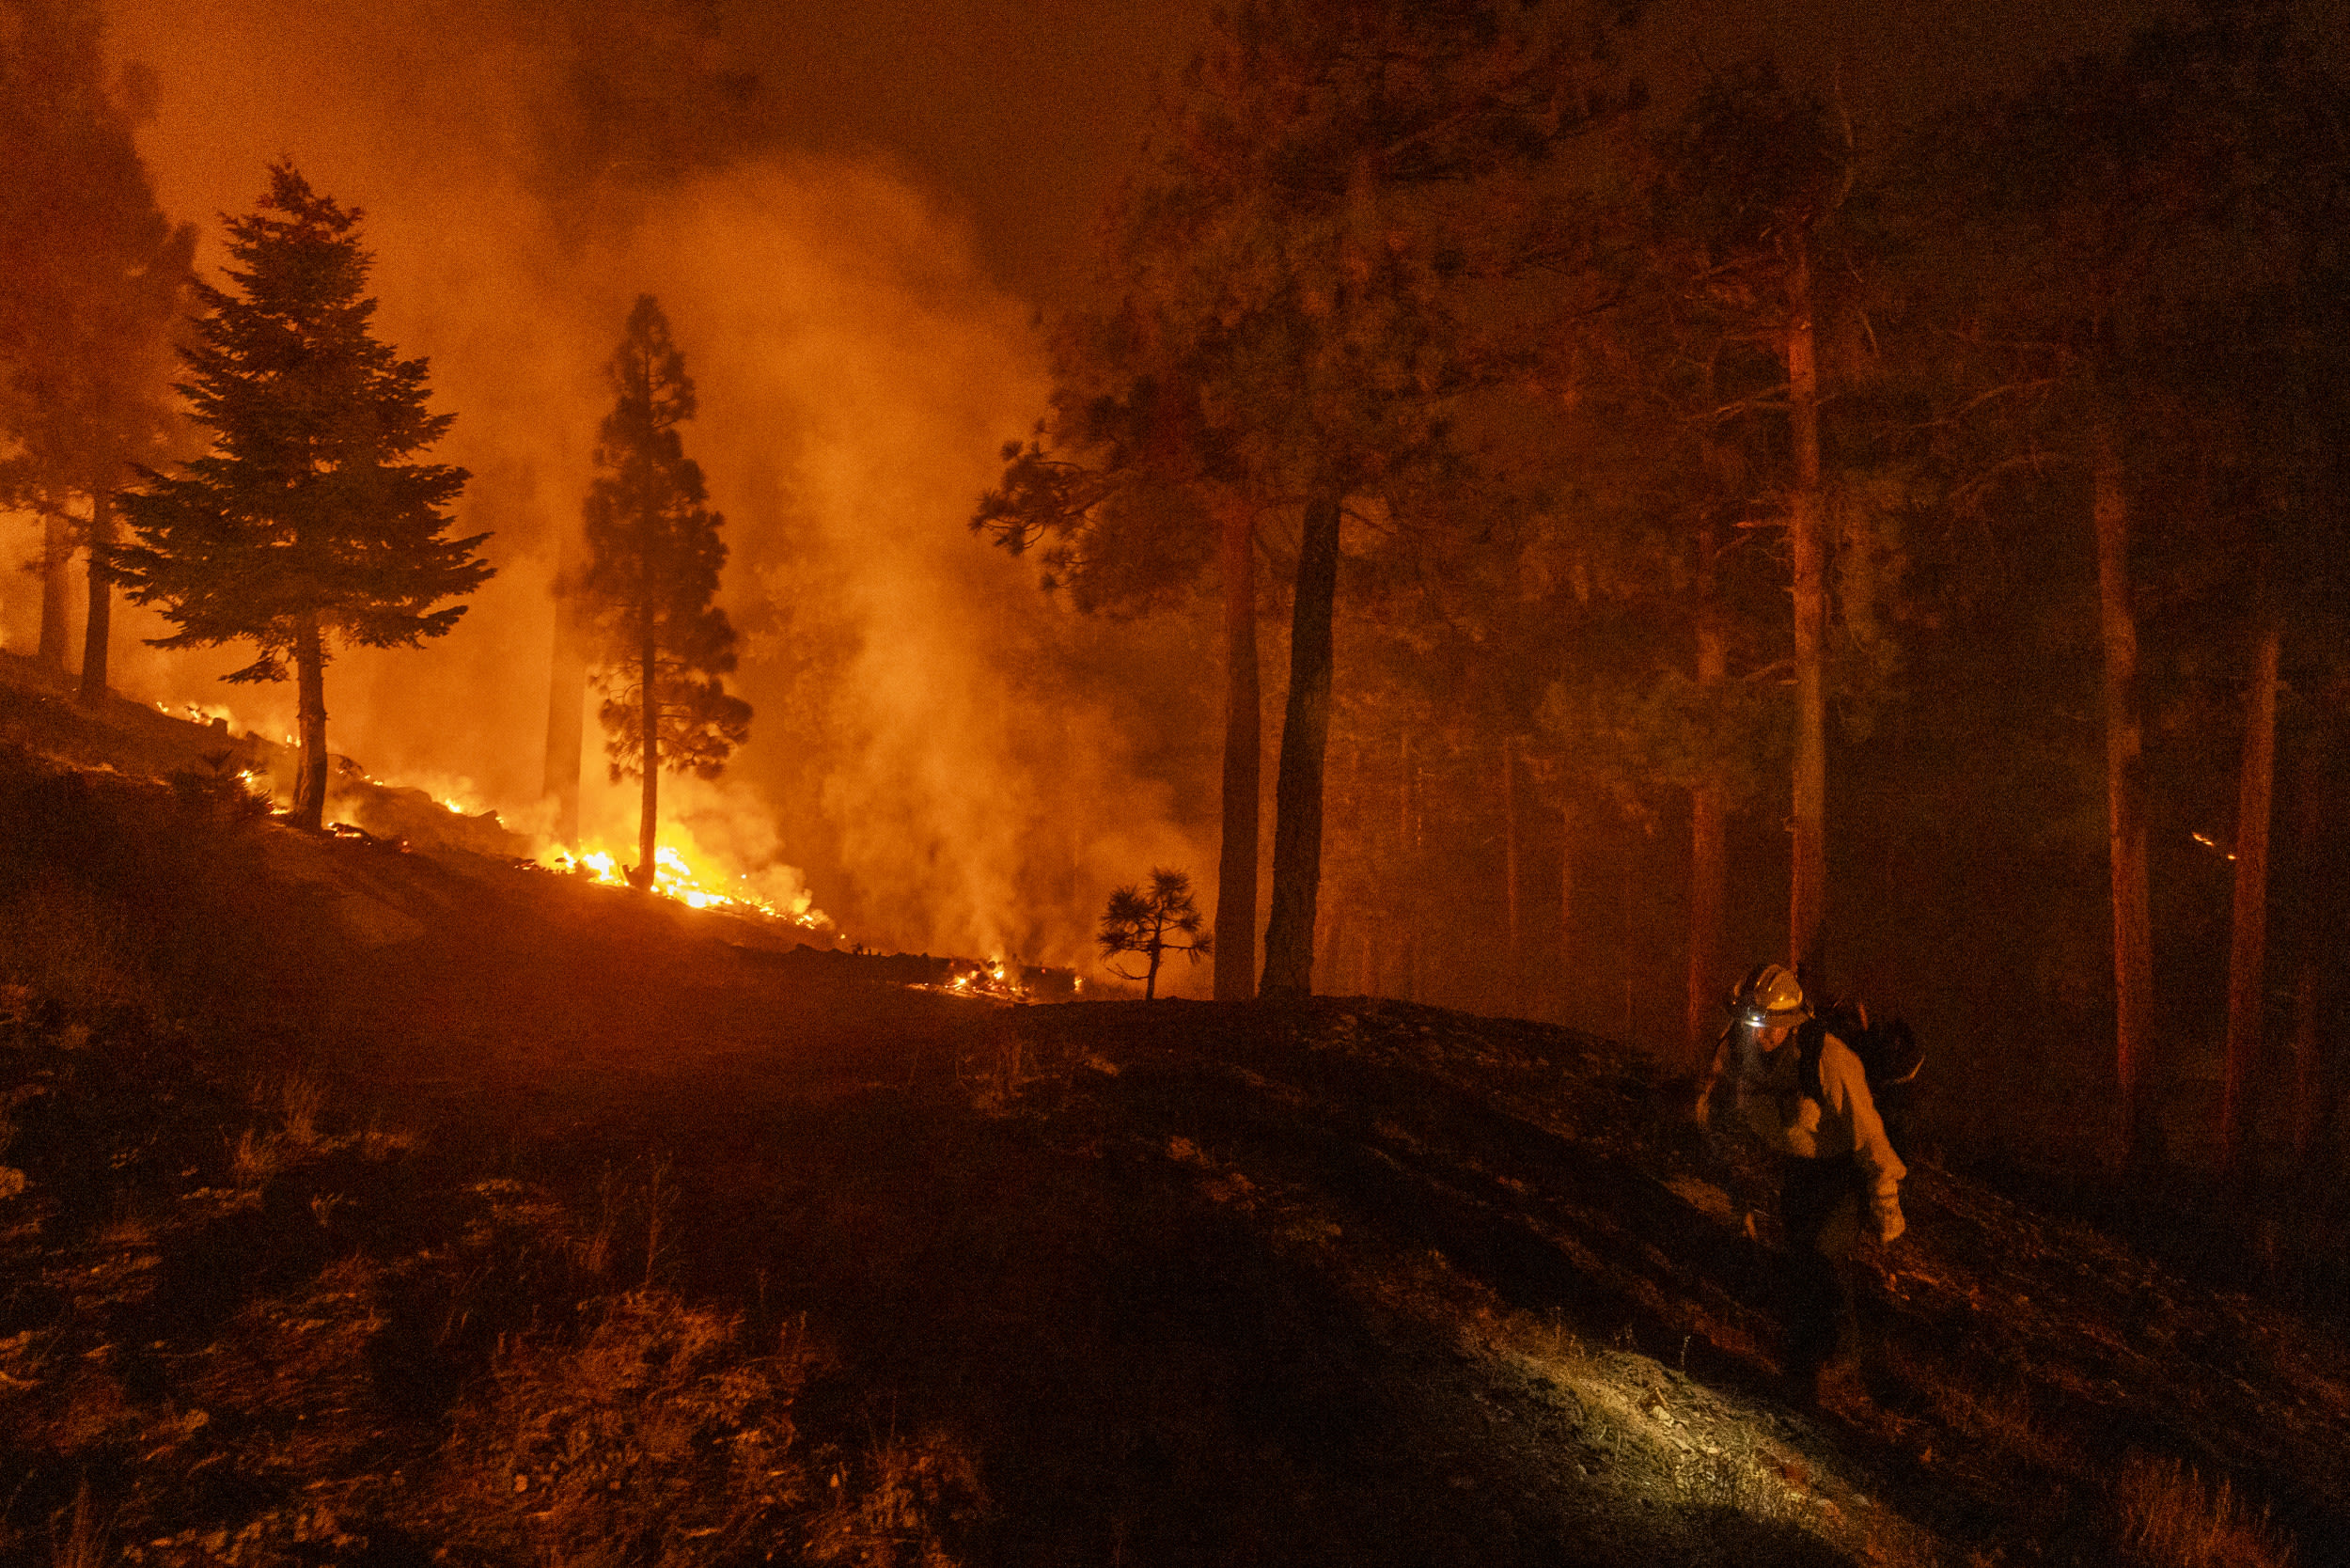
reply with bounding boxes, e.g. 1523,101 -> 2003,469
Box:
1729,962 -> 1809,1030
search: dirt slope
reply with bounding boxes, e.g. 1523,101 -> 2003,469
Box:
3,666 -> 2344,1567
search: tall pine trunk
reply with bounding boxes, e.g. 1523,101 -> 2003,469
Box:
1261,488 -> 1343,997
1786,243 -> 1828,984
1398,734 -> 1419,1002
2220,613 -> 2281,1172
635,593 -> 659,889
1559,796 -> 1577,1024
38,511 -> 73,671
1686,515 -> 1728,1072
78,489 -> 115,705
1213,499 -> 1261,999
2289,742 -> 2326,1164
542,525 -> 589,848
2093,426 -> 2157,1166
291,612 -> 329,831
1503,736 -> 1522,1011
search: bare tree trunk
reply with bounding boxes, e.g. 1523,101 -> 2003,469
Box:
2290,742 -> 2325,1164
634,595 -> 659,889
1214,500 -> 1261,999
2221,613 -> 2281,1172
1503,735 -> 1522,1012
1321,906 -> 1347,997
1399,733 -> 1418,1001
1559,796 -> 1577,1024
77,488 -> 114,705
542,522 -> 589,848
2292,961 -> 2321,1164
290,612 -> 330,831
1621,838 -> 1637,1043
38,511 -> 73,671
1261,488 -> 1343,997
2093,427 -> 2157,1166
1317,733 -> 1357,987
1786,243 -> 1828,984
1686,515 -> 1728,1073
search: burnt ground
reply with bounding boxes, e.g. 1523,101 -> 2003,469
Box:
3,663 -> 2347,1567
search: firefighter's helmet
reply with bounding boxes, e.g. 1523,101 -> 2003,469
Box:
1729,963 -> 1810,1029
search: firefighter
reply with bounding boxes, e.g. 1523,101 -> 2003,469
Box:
1699,963 -> 1907,1406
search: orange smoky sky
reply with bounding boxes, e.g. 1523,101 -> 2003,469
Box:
17,0 -> 1214,977
10,0 -> 2172,980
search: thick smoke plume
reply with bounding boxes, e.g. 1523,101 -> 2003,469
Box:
2,0 -> 1214,975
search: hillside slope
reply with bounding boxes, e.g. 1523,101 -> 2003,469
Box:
1,663 -> 2343,1567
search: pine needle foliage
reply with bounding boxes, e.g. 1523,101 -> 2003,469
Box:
1098,868 -> 1213,999
0,0 -> 197,698
577,295 -> 751,885
111,162 -> 486,827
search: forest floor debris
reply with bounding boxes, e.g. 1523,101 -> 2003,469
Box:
2,668 -> 2343,1566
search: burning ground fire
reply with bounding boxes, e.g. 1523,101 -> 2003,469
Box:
923,957 -> 1075,1003
950,959 -> 1015,996
133,692 -> 1104,995
146,693 -> 830,932
539,843 -> 828,928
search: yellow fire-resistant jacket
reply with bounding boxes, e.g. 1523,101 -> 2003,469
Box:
1741,1031 -> 1908,1219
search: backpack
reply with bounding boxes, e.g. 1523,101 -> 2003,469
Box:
1795,1000 -> 1924,1157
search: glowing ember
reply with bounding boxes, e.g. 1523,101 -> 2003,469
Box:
932,957 -> 1035,1003
323,820 -> 405,851
2191,831 -> 2238,862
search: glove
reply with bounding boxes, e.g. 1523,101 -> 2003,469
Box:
1874,1197 -> 1906,1245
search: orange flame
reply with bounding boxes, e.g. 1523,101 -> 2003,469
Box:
539,843 -> 829,928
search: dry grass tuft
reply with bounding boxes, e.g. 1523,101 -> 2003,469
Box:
276,1072 -> 326,1147
2116,1452 -> 2295,1568
580,1163 -> 622,1278
1884,1341 -> 2080,1476
642,1156 -> 675,1289
97,1213 -> 154,1249
222,1074 -> 340,1186
228,1124 -> 278,1186
440,1291 -> 820,1565
49,1479 -> 106,1568
356,1117 -> 415,1159
1668,1435 -> 1798,1524
805,1427 -> 988,1567
0,877 -> 156,1027
579,1159 -> 678,1286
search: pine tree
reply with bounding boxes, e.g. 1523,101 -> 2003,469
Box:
578,295 -> 751,889
974,370 -> 1255,997
1887,8 -> 2350,1168
1066,0 -> 1637,998
1655,63 -> 1856,988
0,0 -> 195,698
1097,869 -> 1212,1000
111,163 -> 486,830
